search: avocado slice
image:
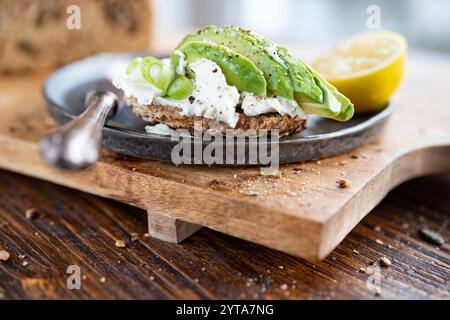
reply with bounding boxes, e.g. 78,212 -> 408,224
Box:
178,41 -> 267,96
177,25 -> 294,99
220,26 -> 353,120
177,25 -> 354,121
296,67 -> 354,121
241,29 -> 323,103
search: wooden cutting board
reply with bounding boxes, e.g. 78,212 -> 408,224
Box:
0,51 -> 449,261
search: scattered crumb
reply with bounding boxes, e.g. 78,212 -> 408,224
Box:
337,179 -> 351,188
418,228 -> 445,246
21,261 -> 29,267
352,249 -> 360,255
359,267 -> 368,273
131,167 -> 137,172
233,174 -> 237,179
401,223 -> 410,229
82,275 -> 87,280
115,240 -> 126,248
380,257 -> 391,268
0,250 -> 10,262
143,233 -> 150,238
149,276 -> 155,281
201,267 -> 206,272
25,208 -> 39,220
280,283 -> 289,291
374,226 -> 382,232
209,179 -> 228,190
130,233 -> 139,241
34,232 -> 39,236
100,277 -> 106,283
18,254 -> 26,260
260,168 -> 280,177
278,265 -> 284,269
375,239 -> 384,245
194,278 -> 199,283
242,191 -> 260,197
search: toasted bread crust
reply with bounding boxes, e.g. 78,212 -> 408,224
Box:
127,96 -> 307,135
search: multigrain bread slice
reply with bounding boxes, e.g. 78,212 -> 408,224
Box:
126,96 -> 307,135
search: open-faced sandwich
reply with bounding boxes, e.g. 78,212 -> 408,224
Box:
114,25 -> 354,136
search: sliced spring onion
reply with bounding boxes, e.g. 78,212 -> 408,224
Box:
126,57 -> 142,75
167,76 -> 193,100
141,57 -> 174,92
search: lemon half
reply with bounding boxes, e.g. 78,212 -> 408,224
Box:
312,31 -> 407,113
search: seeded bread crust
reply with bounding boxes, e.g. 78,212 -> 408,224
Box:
126,96 -> 307,135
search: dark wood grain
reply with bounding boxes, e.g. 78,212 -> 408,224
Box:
0,169 -> 448,299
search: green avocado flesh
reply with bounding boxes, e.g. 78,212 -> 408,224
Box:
179,41 -> 267,96
175,25 -> 354,121
177,25 -> 293,99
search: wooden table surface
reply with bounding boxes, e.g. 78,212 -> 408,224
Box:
0,168 -> 448,299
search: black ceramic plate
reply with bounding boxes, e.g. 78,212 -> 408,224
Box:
44,53 -> 393,164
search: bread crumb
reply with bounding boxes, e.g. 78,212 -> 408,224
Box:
0,250 -> 10,262
380,256 -> 391,267
280,283 -> 289,290
25,208 -> 39,220
352,249 -> 360,255
375,239 -> 384,245
337,179 -> 351,188
242,191 -> 260,197
149,276 -> 155,281
130,233 -> 139,241
115,240 -> 126,248
100,277 -> 106,283
21,261 -> 29,267
374,226 -> 382,232
18,254 -> 26,260
359,267 -> 368,273
143,233 -> 150,238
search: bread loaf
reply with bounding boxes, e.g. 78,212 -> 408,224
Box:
0,0 -> 152,72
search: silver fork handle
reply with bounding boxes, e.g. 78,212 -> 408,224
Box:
39,91 -> 118,169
